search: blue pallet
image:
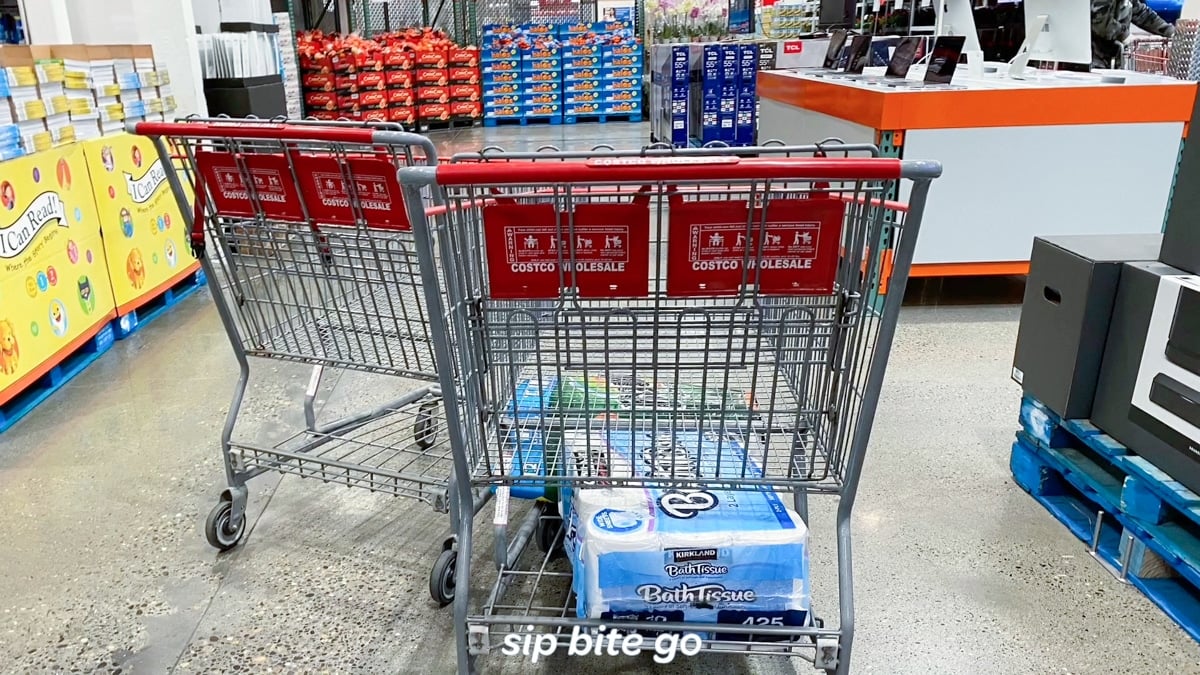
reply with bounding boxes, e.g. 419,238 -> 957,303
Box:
0,323 -> 115,433
483,115 -> 561,127
112,267 -> 207,340
1011,395 -> 1200,643
562,112 -> 642,124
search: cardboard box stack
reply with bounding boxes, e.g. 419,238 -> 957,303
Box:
31,47 -> 75,147
0,46 -> 52,155
58,46 -> 101,140
134,45 -> 163,121
561,21 -> 642,123
649,44 -> 689,147
480,24 -> 522,124
297,29 -> 479,128
482,22 -> 643,126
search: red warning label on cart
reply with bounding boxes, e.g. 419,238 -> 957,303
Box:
667,198 -> 845,296
291,154 -> 409,229
195,151 -> 305,222
484,202 -> 649,299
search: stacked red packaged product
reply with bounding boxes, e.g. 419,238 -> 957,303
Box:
297,29 -> 480,128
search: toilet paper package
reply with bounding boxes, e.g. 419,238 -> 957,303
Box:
560,428 -> 810,633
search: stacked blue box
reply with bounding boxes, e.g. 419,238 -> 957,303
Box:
735,44 -> 759,146
521,43 -> 563,121
480,27 -> 524,123
561,21 -> 642,122
649,44 -> 690,147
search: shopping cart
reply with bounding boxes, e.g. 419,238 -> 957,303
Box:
131,119 -> 483,605
400,155 -> 941,673
1124,37 -> 1171,74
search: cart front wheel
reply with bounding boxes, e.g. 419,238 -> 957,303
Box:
414,400 -> 439,450
536,503 -> 563,556
430,548 -> 457,607
205,500 -> 245,552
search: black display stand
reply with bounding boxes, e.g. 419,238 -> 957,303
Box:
204,74 -> 287,118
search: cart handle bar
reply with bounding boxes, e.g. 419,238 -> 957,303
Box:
422,156 -> 942,185
127,121 -> 436,156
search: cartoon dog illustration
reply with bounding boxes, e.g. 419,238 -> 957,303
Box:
0,319 -> 19,375
127,248 -> 146,289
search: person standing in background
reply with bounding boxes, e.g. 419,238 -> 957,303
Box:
1092,0 -> 1176,68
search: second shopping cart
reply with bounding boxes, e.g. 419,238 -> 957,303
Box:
132,118 -> 482,605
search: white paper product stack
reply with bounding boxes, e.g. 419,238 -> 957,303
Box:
560,427 -> 811,631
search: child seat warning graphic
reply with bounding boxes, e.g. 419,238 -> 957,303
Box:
667,198 -> 846,296
483,202 -> 650,299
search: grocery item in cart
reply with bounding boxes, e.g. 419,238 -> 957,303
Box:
505,369 -> 758,421
559,428 -> 811,632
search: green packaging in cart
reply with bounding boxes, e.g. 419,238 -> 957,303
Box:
555,375 -> 621,415
671,383 -> 758,416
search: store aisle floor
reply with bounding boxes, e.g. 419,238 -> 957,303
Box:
1,124 -> 1198,674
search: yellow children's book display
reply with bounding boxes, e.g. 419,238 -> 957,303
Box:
81,132 -> 196,314
0,144 -> 117,405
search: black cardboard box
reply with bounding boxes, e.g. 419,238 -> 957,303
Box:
1161,87 -> 1200,276
1092,261 -> 1200,494
204,75 -> 287,118
1013,234 -> 1162,419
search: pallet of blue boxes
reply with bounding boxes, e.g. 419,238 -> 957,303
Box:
650,42 -> 758,147
480,21 -> 642,126
560,21 -> 642,124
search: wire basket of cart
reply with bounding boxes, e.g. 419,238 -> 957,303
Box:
400,154 -> 941,674
131,119 -> 481,606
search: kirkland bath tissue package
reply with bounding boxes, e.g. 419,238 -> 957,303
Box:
559,427 -> 811,630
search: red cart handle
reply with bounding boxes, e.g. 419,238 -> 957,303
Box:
431,156 -> 940,185
130,120 -> 379,144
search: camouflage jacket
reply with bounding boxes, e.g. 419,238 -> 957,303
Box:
1091,0 -> 1174,67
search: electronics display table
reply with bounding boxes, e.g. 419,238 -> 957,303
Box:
756,67 -> 1198,277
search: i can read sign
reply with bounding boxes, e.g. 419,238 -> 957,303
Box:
82,134 -> 197,313
0,144 -> 117,402
0,191 -> 67,259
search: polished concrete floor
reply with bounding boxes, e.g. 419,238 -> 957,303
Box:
2,124 -> 1199,674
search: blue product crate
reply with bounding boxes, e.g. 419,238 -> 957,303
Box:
483,92 -> 523,107
603,76 -> 640,91
483,81 -> 522,96
524,46 -> 561,60
602,53 -> 643,69
482,47 -> 520,61
564,66 -> 603,81
559,21 -> 594,37
481,69 -> 522,85
483,102 -> 524,118
563,101 -> 602,117
525,90 -> 562,106
482,23 -> 519,37
520,22 -> 559,35
602,43 -> 643,58
522,71 -> 563,87
563,77 -> 603,93
482,59 -> 521,75
601,100 -> 642,116
524,101 -> 562,118
602,65 -> 642,80
523,57 -> 562,72
524,79 -> 563,95
561,44 -> 601,58
564,89 -> 603,105
564,55 -> 601,69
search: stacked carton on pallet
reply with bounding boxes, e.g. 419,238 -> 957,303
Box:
481,24 -> 522,124
649,44 -> 690,147
522,23 -> 563,124
561,21 -> 642,123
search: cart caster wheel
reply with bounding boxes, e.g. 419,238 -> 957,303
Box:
536,503 -> 563,556
204,500 -> 245,552
430,548 -> 457,607
414,400 -> 439,450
